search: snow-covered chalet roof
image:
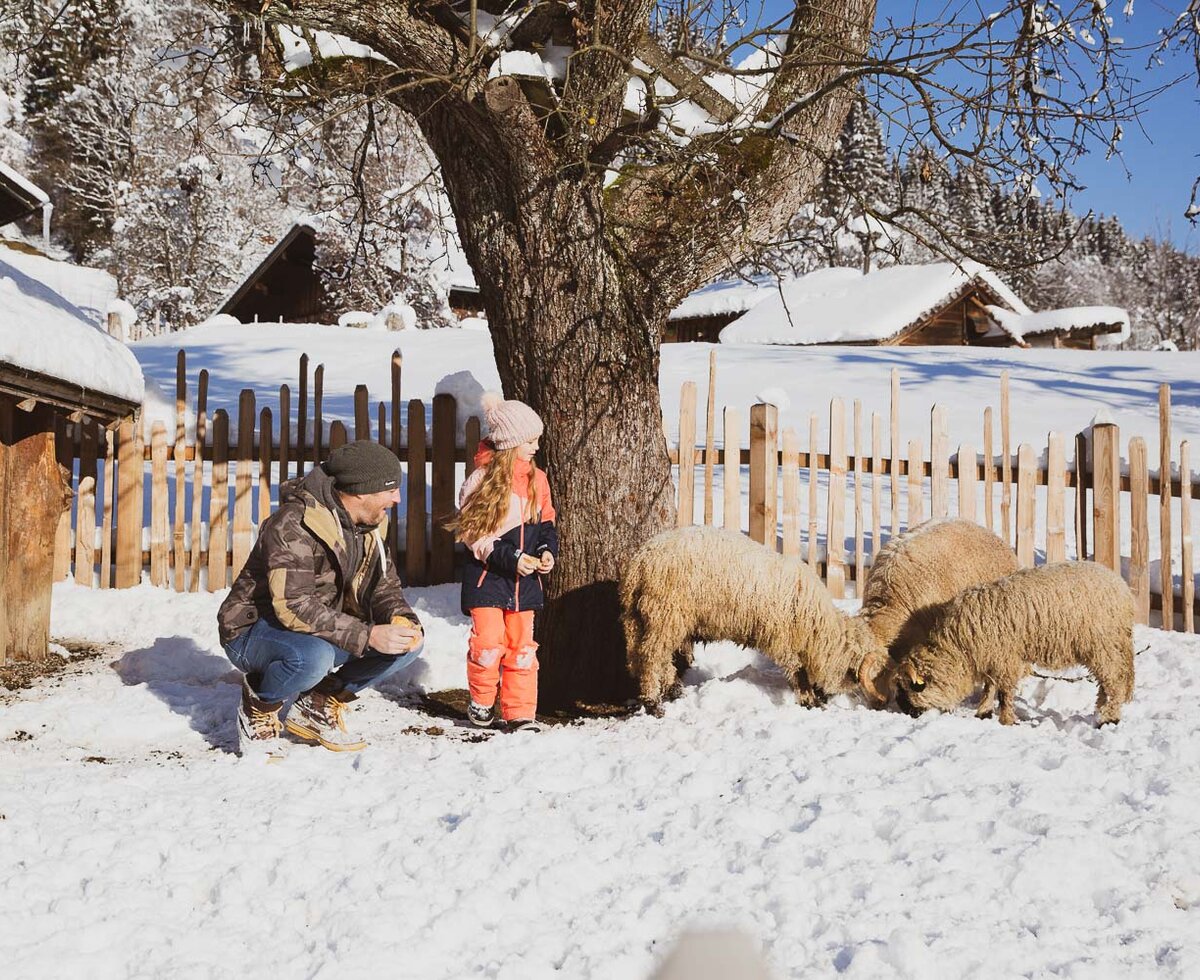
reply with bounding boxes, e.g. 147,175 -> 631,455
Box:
0,161 -> 49,227
0,241 -> 118,325
669,275 -> 780,321
719,262 -> 1032,346
984,305 -> 1130,347
0,251 -> 144,408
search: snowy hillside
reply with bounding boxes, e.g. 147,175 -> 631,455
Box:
1,582 -> 1198,978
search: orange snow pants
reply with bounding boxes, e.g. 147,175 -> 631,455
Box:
467,608 -> 538,721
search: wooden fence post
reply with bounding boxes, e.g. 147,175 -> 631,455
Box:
100,426 -> 115,589
930,405 -> 949,519
1046,433 -> 1066,564
1159,384 -> 1174,629
77,474 -> 96,588
329,420 -> 347,452
826,398 -> 846,598
173,351 -> 186,591
703,350 -> 716,525
907,439 -> 924,529
723,407 -> 740,531
189,370 -> 208,591
957,443 -> 976,523
983,406 -> 994,533
52,416 -> 72,582
231,390 -> 255,580
115,419 -> 141,589
853,400 -> 864,592
406,400 -> 427,586
390,351 -> 404,565
807,413 -> 819,569
296,353 -> 308,478
749,402 -> 778,548
1181,440 -> 1194,633
1074,431 -> 1090,561
208,410 -> 229,592
1000,370 -> 1012,546
259,407 -> 273,527
1128,437 -> 1151,625
76,420 -> 98,585
149,423 -> 169,587
677,381 -> 697,527
430,393 -> 457,583
313,364 -> 325,464
889,368 -> 900,538
278,384 -> 290,494
1015,443 -> 1036,567
1091,416 -> 1121,575
781,428 -> 800,556
355,384 -> 371,442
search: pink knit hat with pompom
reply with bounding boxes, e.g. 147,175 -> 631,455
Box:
481,392 -> 543,450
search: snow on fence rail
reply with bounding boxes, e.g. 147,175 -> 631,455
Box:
50,348 -> 1199,632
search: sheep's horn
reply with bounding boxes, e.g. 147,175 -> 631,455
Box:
858,650 -> 891,706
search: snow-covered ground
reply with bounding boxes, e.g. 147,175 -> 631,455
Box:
2,582 -> 1199,978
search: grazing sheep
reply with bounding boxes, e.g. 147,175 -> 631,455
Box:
857,519 -> 1019,705
620,526 -> 888,711
893,561 -> 1135,726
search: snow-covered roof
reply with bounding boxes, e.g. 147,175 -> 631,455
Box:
0,253 -> 143,406
0,160 -> 48,205
984,305 -> 1131,347
669,275 -> 781,321
0,241 -> 118,325
719,262 -> 1031,346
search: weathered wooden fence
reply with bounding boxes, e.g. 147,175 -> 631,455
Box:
53,347 -> 1200,632
53,350 -> 481,592
671,352 -> 1199,632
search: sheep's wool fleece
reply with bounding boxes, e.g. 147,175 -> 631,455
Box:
859,518 -> 1019,652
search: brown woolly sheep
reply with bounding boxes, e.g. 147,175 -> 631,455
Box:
893,561 -> 1135,726
620,526 -> 889,712
857,519 -> 1020,705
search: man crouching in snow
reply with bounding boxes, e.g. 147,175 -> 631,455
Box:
218,440 -> 423,759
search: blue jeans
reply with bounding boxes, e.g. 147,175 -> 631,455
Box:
223,617 -> 423,702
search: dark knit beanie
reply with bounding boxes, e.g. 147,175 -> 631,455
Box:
325,440 -> 402,495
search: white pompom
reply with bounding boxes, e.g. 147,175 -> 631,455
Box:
480,391 -> 505,413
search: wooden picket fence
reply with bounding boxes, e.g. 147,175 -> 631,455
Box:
51,347 -> 1199,632
52,350 -> 480,593
672,352 -> 1199,632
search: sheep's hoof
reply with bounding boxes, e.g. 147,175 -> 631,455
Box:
664,680 -> 684,703
641,699 -> 665,719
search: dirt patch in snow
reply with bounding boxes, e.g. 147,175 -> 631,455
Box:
0,640 -> 113,693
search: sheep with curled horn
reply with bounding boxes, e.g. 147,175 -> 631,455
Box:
620,526 -> 889,713
856,518 -> 1020,710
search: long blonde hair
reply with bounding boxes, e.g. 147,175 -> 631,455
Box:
449,446 -> 540,543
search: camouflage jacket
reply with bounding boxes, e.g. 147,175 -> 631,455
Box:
217,466 -> 418,656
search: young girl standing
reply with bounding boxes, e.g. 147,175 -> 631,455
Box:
453,393 -> 558,731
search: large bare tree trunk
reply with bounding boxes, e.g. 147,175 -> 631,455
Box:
434,153 -> 676,704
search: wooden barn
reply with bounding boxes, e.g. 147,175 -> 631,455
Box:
665,276 -> 779,344
717,263 -> 1128,349
212,221 -> 482,324
0,249 -> 142,665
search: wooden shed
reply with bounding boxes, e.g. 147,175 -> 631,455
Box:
213,223 -> 330,324
0,251 -> 142,665
719,263 -> 1067,348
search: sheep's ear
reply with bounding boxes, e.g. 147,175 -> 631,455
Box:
857,649 -> 891,706
904,662 -> 926,691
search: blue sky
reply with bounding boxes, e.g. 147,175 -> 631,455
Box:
742,1 -> 1199,251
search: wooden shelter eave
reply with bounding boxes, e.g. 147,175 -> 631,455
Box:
213,223 -> 316,318
0,363 -> 140,424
